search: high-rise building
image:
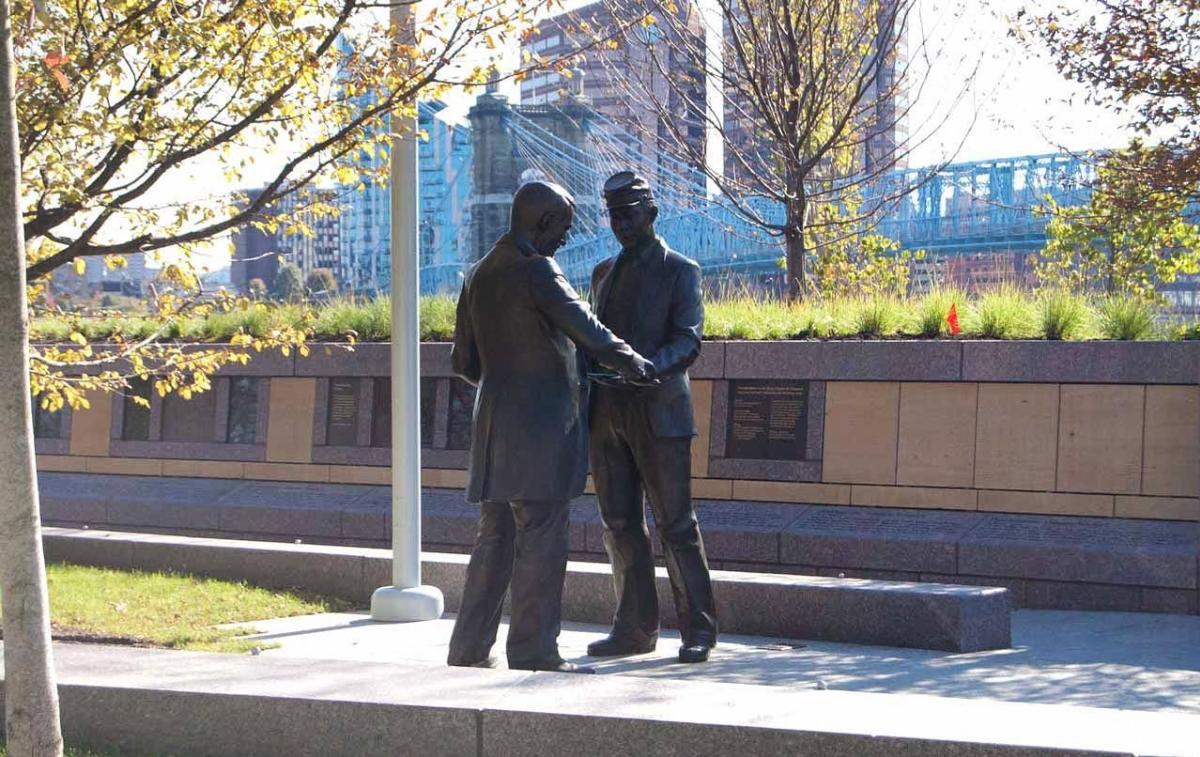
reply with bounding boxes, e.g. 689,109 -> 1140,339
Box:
336,101 -> 473,295
334,35 -> 473,295
722,1 -> 906,181
335,133 -> 391,294
230,189 -> 281,292
419,101 -> 474,271
230,188 -> 341,293
275,189 -> 341,279
519,1 -> 708,195
865,1 -> 908,174
49,252 -> 150,300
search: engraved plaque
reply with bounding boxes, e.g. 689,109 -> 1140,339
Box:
33,402 -> 64,439
162,389 -> 217,443
226,377 -> 260,444
725,380 -> 808,461
162,383 -> 218,443
326,378 -> 359,447
122,376 -> 153,441
447,379 -> 476,451
371,378 -> 391,448
370,377 -> 435,448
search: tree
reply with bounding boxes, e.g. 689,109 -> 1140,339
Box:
1017,0 -> 1200,204
0,0 -> 64,752
247,277 -> 267,300
590,0 -> 973,299
15,0 -> 577,409
305,267 -> 339,298
1035,145 -> 1200,300
271,262 -> 305,302
4,1 -> 568,750
14,0 -> 564,278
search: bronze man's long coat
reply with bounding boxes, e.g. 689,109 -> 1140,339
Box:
451,234 -> 639,504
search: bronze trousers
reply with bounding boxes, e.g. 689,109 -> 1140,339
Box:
447,498 -> 570,667
590,388 -> 718,646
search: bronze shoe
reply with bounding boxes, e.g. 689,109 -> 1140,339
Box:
586,634 -> 658,657
677,643 -> 711,664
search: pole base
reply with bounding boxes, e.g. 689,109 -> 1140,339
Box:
370,584 -> 445,622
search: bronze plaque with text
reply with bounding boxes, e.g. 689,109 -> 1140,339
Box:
725,380 -> 808,461
326,378 -> 359,447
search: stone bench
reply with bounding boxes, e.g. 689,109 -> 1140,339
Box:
43,528 -> 1010,652
37,471 -> 1200,615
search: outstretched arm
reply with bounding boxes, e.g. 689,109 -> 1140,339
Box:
529,255 -> 650,377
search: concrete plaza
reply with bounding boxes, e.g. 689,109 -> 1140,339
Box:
243,608 -> 1200,715
5,608 -> 1198,756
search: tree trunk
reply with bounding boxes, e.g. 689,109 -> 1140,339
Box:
785,198 -> 807,301
0,1 -> 65,754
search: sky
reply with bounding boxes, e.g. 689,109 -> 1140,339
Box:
901,0 -> 1134,165
430,0 -> 1136,165
163,0 -> 1137,272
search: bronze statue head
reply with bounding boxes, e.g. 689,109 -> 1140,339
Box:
510,181 -> 576,257
604,171 -> 658,250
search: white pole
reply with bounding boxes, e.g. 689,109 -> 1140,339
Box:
370,1 -> 444,622
702,0 -> 724,199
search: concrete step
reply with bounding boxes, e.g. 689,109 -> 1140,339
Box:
36,472 -> 1200,616
1,643 -> 1196,757
44,527 -> 1011,652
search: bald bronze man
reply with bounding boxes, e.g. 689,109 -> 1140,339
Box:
447,181 -> 652,674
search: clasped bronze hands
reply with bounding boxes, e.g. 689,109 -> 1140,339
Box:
587,371 -> 661,388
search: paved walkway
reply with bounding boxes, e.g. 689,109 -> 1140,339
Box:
239,608 -> 1200,715
8,641 -> 1200,756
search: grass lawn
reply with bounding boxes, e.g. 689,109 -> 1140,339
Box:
1,563 -> 352,654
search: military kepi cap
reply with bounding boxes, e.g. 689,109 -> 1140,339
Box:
603,171 -> 654,209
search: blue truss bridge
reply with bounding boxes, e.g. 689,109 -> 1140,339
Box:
419,105 -> 1096,293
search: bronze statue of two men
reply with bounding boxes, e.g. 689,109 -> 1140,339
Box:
447,172 -> 717,674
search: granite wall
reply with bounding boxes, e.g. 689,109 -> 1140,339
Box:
35,340 -> 1200,522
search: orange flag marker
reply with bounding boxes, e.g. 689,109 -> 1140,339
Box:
946,303 -> 962,335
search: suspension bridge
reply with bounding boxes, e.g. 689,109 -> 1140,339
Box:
419,96 -> 1097,294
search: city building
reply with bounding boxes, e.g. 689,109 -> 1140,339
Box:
335,33 -> 474,295
230,189 -> 282,292
722,1 -> 907,181
229,186 -> 343,294
335,101 -> 473,296
419,101 -> 474,272
519,1 -> 709,196
274,188 -> 342,280
49,252 -> 150,301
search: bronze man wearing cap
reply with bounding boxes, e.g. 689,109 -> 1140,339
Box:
586,171 -> 718,664
448,180 -> 653,674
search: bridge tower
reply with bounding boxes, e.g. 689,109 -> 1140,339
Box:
467,86 -> 596,261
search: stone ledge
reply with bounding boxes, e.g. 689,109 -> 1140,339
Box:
2,645 -> 1196,757
42,528 -> 1011,652
49,340 -> 1200,385
36,472 -> 1200,615
723,340 -> 963,381
962,341 -> 1200,385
